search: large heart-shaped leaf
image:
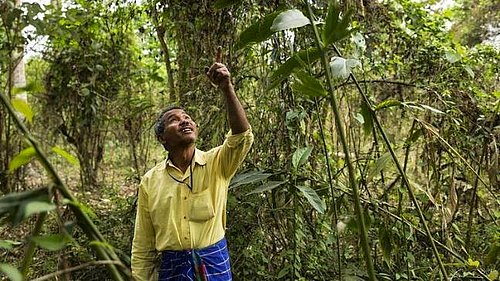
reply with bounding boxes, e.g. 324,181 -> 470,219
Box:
270,9 -> 310,32
330,57 -> 360,79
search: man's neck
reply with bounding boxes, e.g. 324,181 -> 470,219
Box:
168,146 -> 195,173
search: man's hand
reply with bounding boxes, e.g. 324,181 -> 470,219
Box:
206,47 -> 232,89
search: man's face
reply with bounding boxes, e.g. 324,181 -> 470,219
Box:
160,109 -> 198,150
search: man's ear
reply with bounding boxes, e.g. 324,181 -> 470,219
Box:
157,134 -> 167,145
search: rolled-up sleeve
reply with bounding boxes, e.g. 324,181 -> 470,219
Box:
131,178 -> 157,281
217,127 -> 254,179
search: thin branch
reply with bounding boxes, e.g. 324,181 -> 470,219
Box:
31,260 -> 125,281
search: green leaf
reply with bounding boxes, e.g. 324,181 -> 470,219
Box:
488,270 -> 499,280
64,199 -> 98,220
329,57 -> 360,79
8,146 -> 37,172
11,97 -> 34,123
485,242 -> 500,266
0,264 -> 22,281
322,1 -> 355,45
12,81 -> 44,95
270,9 -> 310,32
230,171 -> 272,189
296,185 -> 325,213
379,227 -> 393,266
467,258 -> 480,268
445,50 -> 461,63
247,181 -> 287,195
0,188 -> 48,221
463,65 -> 475,79
31,234 -> 70,251
367,152 -> 392,182
420,104 -> 444,114
236,11 -> 282,50
292,71 -> 326,98
375,99 -> 402,111
277,264 -> 291,279
292,146 -> 313,169
0,240 -> 21,250
269,47 -> 320,90
52,146 -> 80,167
214,0 -> 243,9
23,200 -> 56,219
360,102 -> 373,136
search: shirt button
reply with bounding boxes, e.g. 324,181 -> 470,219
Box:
184,237 -> 188,240
184,216 -> 187,219
184,197 -> 187,200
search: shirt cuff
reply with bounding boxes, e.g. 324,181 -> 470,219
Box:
225,127 -> 253,148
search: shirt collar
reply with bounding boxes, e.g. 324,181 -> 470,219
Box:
193,148 -> 207,166
162,148 -> 206,170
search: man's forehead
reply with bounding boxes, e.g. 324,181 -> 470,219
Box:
164,108 -> 189,117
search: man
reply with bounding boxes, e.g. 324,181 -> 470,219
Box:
131,50 -> 253,281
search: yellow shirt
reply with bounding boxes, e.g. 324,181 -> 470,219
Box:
131,128 -> 253,281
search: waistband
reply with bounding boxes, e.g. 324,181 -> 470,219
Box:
161,238 -> 227,256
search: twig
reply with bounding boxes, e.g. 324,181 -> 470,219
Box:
31,260 -> 125,281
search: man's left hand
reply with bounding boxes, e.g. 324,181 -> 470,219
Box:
206,47 -> 232,89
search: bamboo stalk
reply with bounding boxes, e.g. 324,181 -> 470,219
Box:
305,3 -> 377,280
465,140 -> 487,247
314,99 -> 342,279
329,43 -> 449,279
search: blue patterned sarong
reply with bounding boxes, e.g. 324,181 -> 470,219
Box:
159,238 -> 232,281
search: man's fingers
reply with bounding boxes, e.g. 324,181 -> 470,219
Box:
215,46 -> 222,63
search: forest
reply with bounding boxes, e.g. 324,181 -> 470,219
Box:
0,0 -> 499,280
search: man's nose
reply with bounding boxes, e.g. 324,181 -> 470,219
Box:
180,119 -> 190,126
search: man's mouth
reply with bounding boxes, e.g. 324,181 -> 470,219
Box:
181,127 -> 193,134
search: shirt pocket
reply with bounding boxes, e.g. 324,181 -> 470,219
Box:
188,188 -> 215,222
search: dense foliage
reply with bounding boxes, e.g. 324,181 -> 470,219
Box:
0,0 -> 498,280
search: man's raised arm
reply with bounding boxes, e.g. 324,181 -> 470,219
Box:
206,48 -> 250,134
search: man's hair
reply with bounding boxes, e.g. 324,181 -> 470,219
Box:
154,105 -> 185,148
